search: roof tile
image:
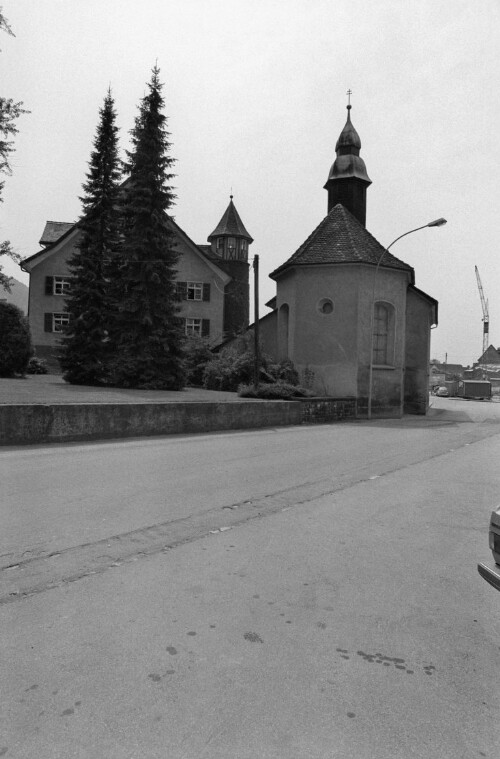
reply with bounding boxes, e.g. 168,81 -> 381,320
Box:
271,204 -> 413,278
39,221 -> 74,246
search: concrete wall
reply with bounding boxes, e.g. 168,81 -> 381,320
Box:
0,398 -> 359,446
25,229 -> 229,370
27,238 -> 74,350
0,401 -> 304,446
274,263 -> 409,412
258,310 -> 278,358
275,266 -> 359,396
175,236 -> 227,345
404,289 -> 433,414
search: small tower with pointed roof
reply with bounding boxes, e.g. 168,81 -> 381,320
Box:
207,195 -> 253,262
207,196 -> 253,337
324,99 -> 371,226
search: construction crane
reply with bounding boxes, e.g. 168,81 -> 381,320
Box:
475,265 -> 489,357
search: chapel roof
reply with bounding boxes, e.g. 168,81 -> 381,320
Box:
270,204 -> 413,279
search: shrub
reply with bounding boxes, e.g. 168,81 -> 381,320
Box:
267,358 -> 299,385
27,356 -> 48,374
203,346 -> 255,391
203,341 -> 305,393
182,336 -> 213,386
0,302 -> 33,377
238,381 -> 315,400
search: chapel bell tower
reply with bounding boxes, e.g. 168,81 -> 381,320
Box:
324,97 -> 372,226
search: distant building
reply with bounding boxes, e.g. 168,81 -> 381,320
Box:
250,104 -> 438,416
466,345 -> 500,394
21,198 -> 252,371
476,345 -> 500,367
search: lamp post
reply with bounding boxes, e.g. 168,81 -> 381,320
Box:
367,217 -> 447,419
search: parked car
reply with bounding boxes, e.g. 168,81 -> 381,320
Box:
477,505 -> 500,591
435,386 -> 449,397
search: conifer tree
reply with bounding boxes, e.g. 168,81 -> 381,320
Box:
109,66 -> 185,389
59,89 -> 121,384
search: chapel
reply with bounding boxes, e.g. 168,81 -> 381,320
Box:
256,103 -> 438,416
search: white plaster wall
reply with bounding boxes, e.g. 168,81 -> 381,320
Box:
274,263 -> 410,399
27,233 -> 227,350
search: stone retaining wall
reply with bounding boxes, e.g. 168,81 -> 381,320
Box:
297,397 -> 357,423
0,397 -> 357,446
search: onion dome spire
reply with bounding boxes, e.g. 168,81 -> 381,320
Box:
324,95 -> 372,226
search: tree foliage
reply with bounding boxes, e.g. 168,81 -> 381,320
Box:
0,7 -> 29,292
59,90 -> 122,385
109,66 -> 185,389
202,334 -> 300,392
0,301 -> 33,377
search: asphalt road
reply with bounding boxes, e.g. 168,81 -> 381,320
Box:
1,397 -> 500,758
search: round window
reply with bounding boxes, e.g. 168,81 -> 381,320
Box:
317,298 -> 334,315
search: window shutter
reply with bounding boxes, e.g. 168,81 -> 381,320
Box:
44,313 -> 53,332
202,319 -> 210,338
202,283 -> 211,302
176,281 -> 187,300
45,276 -> 54,295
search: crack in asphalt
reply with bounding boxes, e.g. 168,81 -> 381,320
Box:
1,424 -> 499,604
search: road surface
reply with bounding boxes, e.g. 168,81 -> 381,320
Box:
1,397 -> 500,757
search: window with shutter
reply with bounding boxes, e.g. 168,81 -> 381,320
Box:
202,319 -> 210,338
44,313 -> 53,332
45,276 -> 54,295
202,283 -> 210,302
53,312 -> 70,333
185,318 -> 202,336
187,282 -> 203,301
53,276 -> 72,295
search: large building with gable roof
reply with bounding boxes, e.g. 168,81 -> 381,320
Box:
256,103 -> 438,416
21,197 -> 252,371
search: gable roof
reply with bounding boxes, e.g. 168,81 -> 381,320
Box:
166,217 -> 231,284
270,204 -> 414,280
430,362 -> 464,375
22,216 -> 232,285
22,224 -> 81,272
478,345 -> 500,364
39,221 -> 75,246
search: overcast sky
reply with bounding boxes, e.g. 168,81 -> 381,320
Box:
2,0 -> 499,365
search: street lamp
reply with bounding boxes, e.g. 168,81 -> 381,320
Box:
367,217 -> 447,419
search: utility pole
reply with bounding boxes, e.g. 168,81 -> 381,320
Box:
253,255 -> 260,389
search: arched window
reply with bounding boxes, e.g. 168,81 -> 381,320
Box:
278,303 -> 290,359
373,302 -> 395,366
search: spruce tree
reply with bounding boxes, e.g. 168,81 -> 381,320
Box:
109,66 -> 185,389
59,90 -> 122,385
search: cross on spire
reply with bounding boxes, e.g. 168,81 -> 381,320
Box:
346,88 -> 352,109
